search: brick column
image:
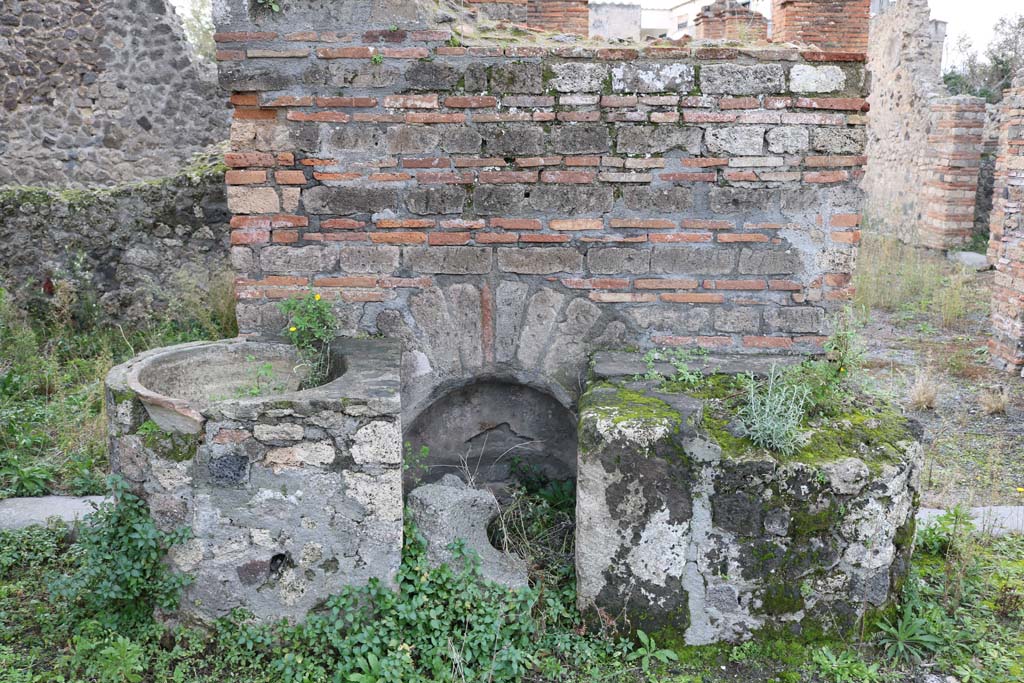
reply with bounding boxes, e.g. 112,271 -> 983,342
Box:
918,96 -> 986,250
771,0 -> 869,52
527,0 -> 589,34
989,72 -> 1024,373
695,0 -> 769,41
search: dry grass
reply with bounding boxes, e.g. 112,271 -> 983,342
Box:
978,385 -> 1010,415
908,367 -> 939,410
853,233 -> 974,328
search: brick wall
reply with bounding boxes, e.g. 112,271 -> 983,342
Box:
988,71 -> 1024,374
527,0 -> 589,35
213,0 -> 868,412
918,97 -> 986,249
695,0 -> 769,42
0,0 -> 228,187
771,0 -> 870,52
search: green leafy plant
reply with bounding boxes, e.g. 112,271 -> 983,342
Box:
49,476 -> 192,632
916,505 -> 975,556
68,623 -> 147,683
875,605 -> 943,665
811,646 -> 880,683
626,630 -> 678,674
0,453 -> 52,496
634,346 -> 708,390
278,290 -> 336,388
738,366 -> 809,455
253,0 -> 281,13
371,52 -> 384,65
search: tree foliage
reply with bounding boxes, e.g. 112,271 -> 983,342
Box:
943,15 -> 1024,103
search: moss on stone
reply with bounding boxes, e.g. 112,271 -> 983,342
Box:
137,419 -> 197,462
578,382 -> 687,461
691,373 -> 914,471
790,505 -> 841,539
759,582 -> 806,616
580,382 -> 682,427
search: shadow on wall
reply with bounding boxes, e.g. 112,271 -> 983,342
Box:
403,379 -> 578,497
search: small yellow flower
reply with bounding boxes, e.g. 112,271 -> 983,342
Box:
1016,487 -> 1024,494
314,293 -> 321,301
289,326 -> 297,332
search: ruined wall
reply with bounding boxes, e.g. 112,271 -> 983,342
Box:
695,0 -> 769,42
771,0 -> 869,52
0,163 -> 231,323
527,0 -> 589,35
988,71 -> 1024,374
0,0 -> 229,187
212,0 -> 868,419
863,0 -> 985,249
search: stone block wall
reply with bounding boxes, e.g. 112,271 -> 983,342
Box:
771,0 -> 869,52
213,0 -> 868,417
0,0 -> 229,187
988,71 -> 1024,374
695,0 -> 769,42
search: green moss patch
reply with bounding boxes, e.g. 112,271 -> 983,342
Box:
691,373 -> 914,470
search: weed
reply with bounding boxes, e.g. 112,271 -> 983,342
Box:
634,346 -> 708,390
875,604 -> 943,665
978,385 -> 1009,415
278,289 -> 336,388
0,284 -> 235,498
626,630 -> 678,674
907,367 -> 938,410
810,646 -> 880,683
49,476 -> 192,632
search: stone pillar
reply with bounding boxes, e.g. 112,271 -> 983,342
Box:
771,0 -> 870,52
988,71 -> 1024,373
918,96 -> 987,249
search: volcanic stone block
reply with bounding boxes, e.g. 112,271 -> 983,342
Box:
489,61 -> 544,93
701,64 -> 786,95
576,383 -> 702,635
549,63 -> 610,92
408,474 -> 528,588
612,62 -> 695,93
789,65 -> 846,93
575,362 -> 923,644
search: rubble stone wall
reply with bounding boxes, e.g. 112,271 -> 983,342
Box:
863,0 -> 986,249
212,0 -> 869,418
0,163 -> 231,324
575,355 -> 921,643
0,0 -> 229,187
988,71 -> 1024,373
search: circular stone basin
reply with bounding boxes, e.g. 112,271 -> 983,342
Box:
126,339 -> 331,434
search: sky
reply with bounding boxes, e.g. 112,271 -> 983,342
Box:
928,0 -> 1018,67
